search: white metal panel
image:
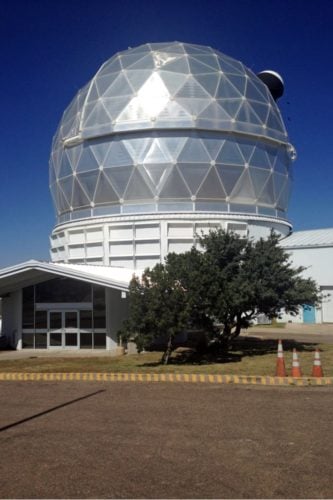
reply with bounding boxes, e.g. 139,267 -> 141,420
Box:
321,288 -> 333,323
109,226 -> 133,240
136,241 -> 160,255
109,242 -> 133,256
168,223 -> 193,238
86,243 -> 103,257
68,231 -> 85,244
86,228 -> 103,242
168,240 -> 193,253
68,246 -> 85,258
135,224 -> 160,239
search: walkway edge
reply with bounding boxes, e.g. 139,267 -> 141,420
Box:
0,372 -> 332,386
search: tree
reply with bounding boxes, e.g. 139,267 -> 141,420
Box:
119,230 -> 320,363
119,263 -> 192,364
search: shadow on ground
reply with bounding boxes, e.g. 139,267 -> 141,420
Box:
142,336 -> 319,366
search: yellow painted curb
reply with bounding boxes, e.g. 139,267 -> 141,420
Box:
0,372 -> 332,386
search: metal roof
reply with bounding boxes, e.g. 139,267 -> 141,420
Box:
0,260 -> 141,296
280,228 -> 333,248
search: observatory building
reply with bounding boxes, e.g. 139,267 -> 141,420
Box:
49,42 -> 294,268
2,41 -> 329,352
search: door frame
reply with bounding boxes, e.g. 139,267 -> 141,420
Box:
47,310 -> 79,349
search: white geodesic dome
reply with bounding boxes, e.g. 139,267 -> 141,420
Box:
50,42 -> 295,224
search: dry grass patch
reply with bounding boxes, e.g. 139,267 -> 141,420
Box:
0,338 -> 332,377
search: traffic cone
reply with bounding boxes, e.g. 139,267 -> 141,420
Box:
312,349 -> 324,377
291,348 -> 302,377
275,339 -> 286,376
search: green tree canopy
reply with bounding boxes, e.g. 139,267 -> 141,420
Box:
119,230 -> 320,363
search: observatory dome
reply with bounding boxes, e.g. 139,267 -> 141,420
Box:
50,42 -> 295,224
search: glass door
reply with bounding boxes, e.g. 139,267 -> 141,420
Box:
47,311 -> 79,348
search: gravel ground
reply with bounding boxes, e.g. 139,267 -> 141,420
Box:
0,381 -> 332,499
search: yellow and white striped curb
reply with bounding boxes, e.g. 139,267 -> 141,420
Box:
0,372 -> 332,386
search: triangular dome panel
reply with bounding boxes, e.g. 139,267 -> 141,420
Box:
215,164 -> 244,195
196,167 -> 226,199
124,169 -> 154,200
178,163 -> 209,194
229,169 -> 255,202
249,167 -> 271,198
72,178 -> 92,207
94,173 -> 119,204
217,141 -> 244,165
158,167 -> 191,198
76,171 -> 99,200
104,165 -> 134,197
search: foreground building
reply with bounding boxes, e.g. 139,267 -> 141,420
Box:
0,42 -> 329,350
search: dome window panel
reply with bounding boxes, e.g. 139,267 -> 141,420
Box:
59,154 -> 74,178
104,165 -> 134,197
223,74 -> 246,94
158,167 -> 191,199
249,147 -> 270,169
160,56 -> 190,74
65,145 -> 83,172
178,138 -> 211,163
123,169 -> 154,200
89,141 -> 111,166
192,54 -> 220,71
124,137 -> 151,163
104,141 -> 135,167
188,56 -> 219,75
159,70 -> 188,96
276,180 -> 292,210
126,53 -> 155,71
200,136 -> 224,160
216,77 -> 243,99
196,167 -> 226,199
229,170 -> 256,203
257,176 -> 275,205
120,53 -> 147,69
175,77 -> 211,98
245,80 -> 268,102
249,168 -> 271,198
57,187 -> 71,213
95,73 -> 120,96
101,97 -> 132,120
72,179 -> 91,208
59,176 -> 74,205
140,163 -> 172,192
216,164 -> 244,195
76,146 -> 100,173
123,69 -> 152,92
178,163 -> 209,194
93,173 -> 119,204
216,98 -> 242,120
217,141 -> 244,165
98,57 -> 123,77
250,101 -> 269,124
76,171 -> 99,200
144,139 -> 173,163
272,172 -> 288,200
237,138 -> 256,163
194,73 -> 221,97
265,109 -> 286,133
236,102 -> 262,125
103,73 -> 134,98
83,102 -> 112,130
176,97 -> 211,116
198,102 -> 232,123
264,144 -> 278,169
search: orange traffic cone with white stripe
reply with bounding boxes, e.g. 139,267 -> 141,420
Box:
291,348 -> 302,377
312,349 -> 324,377
275,340 -> 286,376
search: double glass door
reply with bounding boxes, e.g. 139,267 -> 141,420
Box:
48,310 -> 79,348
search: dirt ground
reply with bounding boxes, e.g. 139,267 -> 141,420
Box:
0,382 -> 332,499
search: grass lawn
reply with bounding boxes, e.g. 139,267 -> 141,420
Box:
0,338 -> 332,377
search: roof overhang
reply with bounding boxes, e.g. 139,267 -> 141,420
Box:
0,260 -> 136,296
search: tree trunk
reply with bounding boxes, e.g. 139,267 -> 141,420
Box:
161,334 -> 173,365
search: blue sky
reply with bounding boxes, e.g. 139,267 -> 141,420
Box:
1,0 -> 333,267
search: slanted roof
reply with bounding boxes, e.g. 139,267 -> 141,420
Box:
0,260 -> 141,296
280,228 -> 333,249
